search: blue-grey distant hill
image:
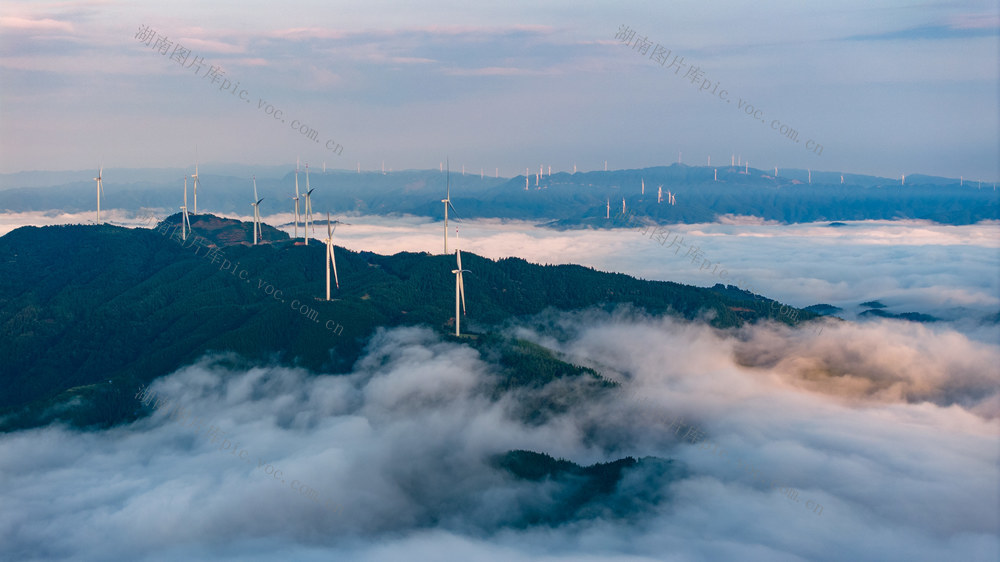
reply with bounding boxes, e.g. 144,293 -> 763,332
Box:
1,164 -> 996,225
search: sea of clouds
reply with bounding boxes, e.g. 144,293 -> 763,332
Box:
1,211 -> 997,560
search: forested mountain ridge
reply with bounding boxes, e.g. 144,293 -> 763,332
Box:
0,216 -> 819,431
2,165 -> 995,225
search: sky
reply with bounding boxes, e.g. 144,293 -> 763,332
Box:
0,0 -> 998,181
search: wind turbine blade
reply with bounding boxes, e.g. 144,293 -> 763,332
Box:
330,244 -> 339,289
456,249 -> 462,270
458,273 -> 466,314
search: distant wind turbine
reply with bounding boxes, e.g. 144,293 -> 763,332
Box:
303,164 -> 314,244
657,185 -> 663,203
641,178 -> 645,196
606,198 -> 610,219
292,158 -> 301,239
180,177 -> 191,241
452,245 -> 470,337
442,159 -> 458,254
324,212 -> 343,299
251,176 -> 263,245
93,165 -> 104,223
190,161 -> 201,214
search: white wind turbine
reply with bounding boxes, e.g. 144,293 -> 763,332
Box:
180,177 -> 191,241
251,176 -> 264,245
657,185 -> 663,203
190,161 -> 201,214
292,158 -> 301,239
303,164 -> 314,244
441,159 -> 458,254
325,212 -> 339,300
93,165 -> 104,223
451,232 -> 470,337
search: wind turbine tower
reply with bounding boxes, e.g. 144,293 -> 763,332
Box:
180,177 -> 191,241
251,176 -> 263,245
452,247 -> 470,337
93,165 -> 104,223
303,164 -> 314,244
442,160 -> 457,254
191,161 -> 201,214
325,212 -> 340,300
292,158 -> 301,239
657,185 -> 663,203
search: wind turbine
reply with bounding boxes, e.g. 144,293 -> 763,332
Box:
606,198 -> 610,219
251,176 -> 263,245
442,159 -> 458,254
452,243 -> 470,337
325,212 -> 339,299
292,158 -> 301,239
93,165 -> 104,223
190,161 -> 201,214
303,164 -> 314,244
180,177 -> 191,241
641,178 -> 645,196
657,185 -> 663,203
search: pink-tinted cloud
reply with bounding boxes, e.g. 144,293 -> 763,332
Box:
0,15 -> 73,33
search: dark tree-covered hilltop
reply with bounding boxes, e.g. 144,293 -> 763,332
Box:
0,216 -> 817,431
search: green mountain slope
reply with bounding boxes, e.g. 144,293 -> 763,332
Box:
0,216 -> 817,431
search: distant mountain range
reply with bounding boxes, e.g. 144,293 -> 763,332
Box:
0,214 -> 824,432
2,165 -> 996,225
